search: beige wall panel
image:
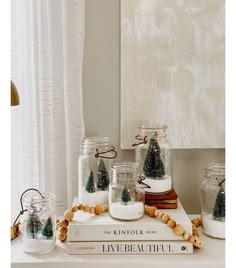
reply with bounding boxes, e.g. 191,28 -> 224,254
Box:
121,0 -> 225,149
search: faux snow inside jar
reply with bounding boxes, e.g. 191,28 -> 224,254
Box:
109,162 -> 145,220
78,137 -> 117,206
200,163 -> 225,239
21,191 -> 56,254
133,123 -> 172,194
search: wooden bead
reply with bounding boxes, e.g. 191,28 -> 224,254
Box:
94,204 -> 102,215
158,211 -> 164,219
72,206 -> 78,212
101,205 -> 105,213
64,209 -> 74,221
144,206 -> 149,214
193,237 -> 203,249
167,219 -> 176,229
11,224 -> 20,240
154,209 -> 160,217
58,233 -> 67,242
77,204 -> 84,210
191,218 -> 201,227
148,207 -> 157,217
89,207 -> 95,214
183,232 -> 190,241
188,235 -> 195,243
60,220 -> 69,228
161,214 -> 170,223
83,205 -> 90,212
59,227 -> 68,235
173,224 -> 185,236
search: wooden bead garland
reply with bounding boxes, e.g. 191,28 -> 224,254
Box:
57,203 -> 203,249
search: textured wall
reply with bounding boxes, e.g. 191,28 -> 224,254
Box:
83,0 -> 225,213
121,0 -> 225,149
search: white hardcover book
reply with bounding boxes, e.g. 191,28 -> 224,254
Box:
66,240 -> 193,255
68,198 -> 192,241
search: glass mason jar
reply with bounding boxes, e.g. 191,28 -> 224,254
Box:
21,191 -> 56,254
78,137 -> 117,206
109,162 -> 145,220
134,123 -> 172,194
200,163 -> 225,239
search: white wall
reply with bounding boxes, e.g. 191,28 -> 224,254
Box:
82,0 -> 225,214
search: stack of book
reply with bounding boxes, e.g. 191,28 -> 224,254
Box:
145,189 -> 178,209
66,198 -> 193,255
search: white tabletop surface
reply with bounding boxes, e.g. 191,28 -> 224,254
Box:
11,215 -> 225,268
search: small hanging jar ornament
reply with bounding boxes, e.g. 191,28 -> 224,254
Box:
133,123 -> 172,194
11,188 -> 44,241
11,188 -> 56,254
78,137 -> 117,206
108,162 -> 145,220
200,163 -> 225,239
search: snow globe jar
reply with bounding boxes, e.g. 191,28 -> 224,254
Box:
78,137 -> 117,206
134,123 -> 172,194
21,191 -> 56,254
200,163 -> 225,239
109,162 -> 145,220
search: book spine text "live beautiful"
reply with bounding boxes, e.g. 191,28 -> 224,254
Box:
66,240 -> 193,255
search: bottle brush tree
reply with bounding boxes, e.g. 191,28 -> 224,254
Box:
143,138 -> 165,178
97,159 -> 110,191
121,185 -> 131,205
212,180 -> 225,221
85,171 -> 95,193
26,211 -> 43,239
42,217 -> 54,239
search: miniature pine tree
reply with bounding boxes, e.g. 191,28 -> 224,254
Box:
121,185 -> 131,205
97,159 -> 110,191
42,217 -> 54,239
143,138 -> 165,178
26,212 -> 43,238
85,171 -> 95,193
212,187 -> 225,221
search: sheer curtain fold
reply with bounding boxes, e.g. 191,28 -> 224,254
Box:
11,0 -> 85,216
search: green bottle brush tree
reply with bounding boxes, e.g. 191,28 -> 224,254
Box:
121,185 -> 131,205
26,211 -> 43,239
97,159 -> 110,191
42,217 -> 54,239
143,138 -> 165,178
85,171 -> 95,193
212,179 -> 225,221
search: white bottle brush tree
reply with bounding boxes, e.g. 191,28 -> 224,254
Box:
212,179 -> 225,221
143,138 -> 165,179
97,159 -> 110,190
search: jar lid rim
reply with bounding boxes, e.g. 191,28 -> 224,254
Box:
82,137 -> 111,148
205,163 -> 225,172
112,162 -> 140,169
139,123 -> 168,130
83,137 -> 110,142
23,191 -> 55,204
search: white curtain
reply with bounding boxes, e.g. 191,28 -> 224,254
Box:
11,0 -> 85,216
